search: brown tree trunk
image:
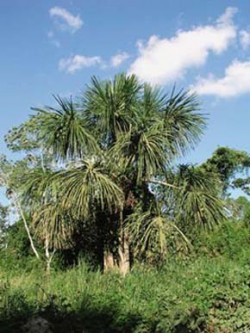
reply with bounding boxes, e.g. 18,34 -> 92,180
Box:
103,250 -> 115,272
118,231 -> 130,276
103,213 -> 130,275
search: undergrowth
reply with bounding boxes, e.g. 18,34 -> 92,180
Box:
0,221 -> 250,332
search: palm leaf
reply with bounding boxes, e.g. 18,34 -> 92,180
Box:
55,158 -> 124,219
83,73 -> 141,144
164,88 -> 206,156
31,95 -> 98,161
174,164 -> 225,230
33,202 -> 75,250
125,207 -> 191,259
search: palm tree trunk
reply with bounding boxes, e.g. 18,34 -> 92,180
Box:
118,230 -> 130,276
116,212 -> 130,275
102,215 -> 130,275
103,250 -> 115,272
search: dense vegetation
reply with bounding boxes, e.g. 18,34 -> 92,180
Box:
0,221 -> 250,333
0,74 -> 250,332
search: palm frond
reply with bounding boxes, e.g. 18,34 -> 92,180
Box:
174,164 -> 225,230
107,123 -> 172,184
31,95 -> 98,161
83,73 -> 141,144
19,167 -> 58,207
125,207 -> 191,260
164,88 -> 206,156
139,84 -> 167,120
33,202 -> 75,250
55,158 -> 124,219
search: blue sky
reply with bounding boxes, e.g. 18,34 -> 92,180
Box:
1,0 -> 250,169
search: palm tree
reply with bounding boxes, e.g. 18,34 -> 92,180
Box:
10,73 -> 225,274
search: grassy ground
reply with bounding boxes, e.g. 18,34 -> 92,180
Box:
0,222 -> 250,332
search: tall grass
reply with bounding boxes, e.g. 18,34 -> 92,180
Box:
0,221 -> 250,332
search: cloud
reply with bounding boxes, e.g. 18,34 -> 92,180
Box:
59,55 -> 102,73
59,52 -> 131,73
128,7 -> 237,85
110,52 -> 130,67
49,7 -> 83,33
239,30 -> 250,50
191,60 -> 250,98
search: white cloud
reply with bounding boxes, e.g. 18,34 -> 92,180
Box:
111,52 -> 130,67
49,7 -> 83,33
191,60 -> 250,98
59,55 -> 102,74
128,7 -> 237,85
239,30 -> 250,49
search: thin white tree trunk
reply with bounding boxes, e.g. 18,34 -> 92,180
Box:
45,234 -> 56,274
13,192 -> 40,259
0,171 -> 40,260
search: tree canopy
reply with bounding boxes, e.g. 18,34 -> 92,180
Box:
2,73 -> 227,273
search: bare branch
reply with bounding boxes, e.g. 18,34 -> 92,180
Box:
147,179 -> 180,189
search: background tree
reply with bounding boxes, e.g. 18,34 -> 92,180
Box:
0,204 -> 8,249
0,155 -> 40,259
200,147 -> 250,195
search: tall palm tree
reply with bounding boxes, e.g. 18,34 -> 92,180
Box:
11,74 -> 225,274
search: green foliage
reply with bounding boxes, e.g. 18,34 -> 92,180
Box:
0,221 -> 42,272
233,177 -> 250,196
125,206 -> 191,263
201,146 -> 250,194
234,196 -> 250,224
4,119 -> 40,152
31,95 -> 98,161
174,164 -> 225,231
0,204 -> 8,248
4,73 -> 223,269
163,87 -> 206,154
194,220 -> 250,262
1,72 -> 250,332
1,230 -> 250,333
57,159 -> 124,219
